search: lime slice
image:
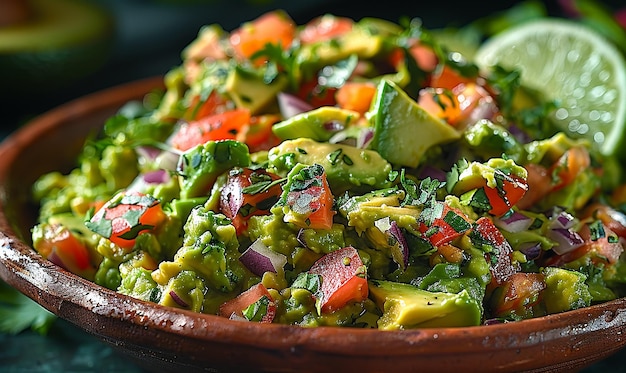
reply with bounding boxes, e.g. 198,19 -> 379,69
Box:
474,18 -> 626,158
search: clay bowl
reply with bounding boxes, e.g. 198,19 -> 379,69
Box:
1,77 -> 626,373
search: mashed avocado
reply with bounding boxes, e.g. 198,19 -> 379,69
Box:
29,10 -> 626,329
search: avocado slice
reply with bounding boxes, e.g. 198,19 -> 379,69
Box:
224,64 -> 288,115
267,137 -> 393,194
367,79 -> 461,168
272,106 -> 360,142
0,0 -> 114,96
369,279 -> 482,329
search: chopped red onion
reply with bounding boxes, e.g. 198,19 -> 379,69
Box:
277,92 -> 313,119
136,146 -> 161,162
126,170 -> 171,193
548,210 -> 577,230
375,217 -> 409,270
355,127 -> 374,149
548,228 -> 585,255
323,120 -> 344,132
169,290 -> 189,308
494,211 -> 533,233
417,165 -> 447,182
517,242 -> 542,260
239,239 -> 287,277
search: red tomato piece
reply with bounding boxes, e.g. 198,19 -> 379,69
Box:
284,165 -> 335,230
220,167 -> 283,234
490,272 -> 546,319
549,146 -> 591,191
33,223 -> 96,279
335,81 -> 377,115
87,192 -> 166,250
183,91 -> 229,121
483,174 -> 529,217
171,109 -> 251,151
516,163 -> 553,211
296,77 -> 337,107
219,283 -> 276,323
418,202 -> 472,247
308,246 -> 368,313
229,10 -> 296,63
473,217 -> 517,286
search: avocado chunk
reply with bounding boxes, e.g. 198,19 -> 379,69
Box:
542,267 -> 592,314
446,158 -> 528,195
367,79 -> 460,168
267,137 -> 393,194
369,279 -> 482,329
177,140 -> 250,199
463,119 -> 525,162
225,64 -> 288,115
272,106 -> 360,142
296,22 -> 386,76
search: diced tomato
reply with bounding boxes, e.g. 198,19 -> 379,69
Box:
284,165 -> 335,230
183,91 -> 229,121
86,192 -> 166,250
171,109 -> 251,151
419,82 -> 497,128
219,283 -> 276,323
308,246 -> 368,313
489,272 -> 546,319
335,81 -> 377,115
299,14 -> 354,44
241,114 -> 282,152
549,146 -> 591,191
33,223 -> 96,279
417,87 -> 462,125
220,167 -> 283,234
388,43 -> 438,73
229,10 -> 296,63
516,163 -> 553,210
583,203 -> 626,239
472,217 -> 517,286
296,77 -> 337,107
418,202 -> 473,247
429,65 -> 475,90
483,174 -> 529,217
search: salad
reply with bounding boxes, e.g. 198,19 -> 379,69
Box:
30,8 -> 626,329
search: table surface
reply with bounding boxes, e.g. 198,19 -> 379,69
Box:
2,1 -> 626,371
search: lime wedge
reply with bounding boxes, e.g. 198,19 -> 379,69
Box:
474,18 -> 626,158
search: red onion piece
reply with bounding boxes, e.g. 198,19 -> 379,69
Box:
239,239 -> 287,277
126,170 -> 171,193
494,211 -> 533,233
375,217 -> 409,270
355,127 -> 374,149
518,242 -> 542,260
277,92 -> 313,119
548,210 -> 577,230
169,290 -> 189,308
548,228 -> 585,255
417,165 -> 447,182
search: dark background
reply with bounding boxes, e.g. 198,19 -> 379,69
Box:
2,0 -> 626,371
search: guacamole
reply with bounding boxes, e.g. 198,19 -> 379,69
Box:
30,10 -> 626,328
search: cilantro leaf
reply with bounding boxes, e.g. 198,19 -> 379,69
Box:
0,280 -> 56,335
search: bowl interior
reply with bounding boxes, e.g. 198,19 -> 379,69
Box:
1,77 -> 626,373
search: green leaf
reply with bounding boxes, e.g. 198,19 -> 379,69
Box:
0,281 -> 56,335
